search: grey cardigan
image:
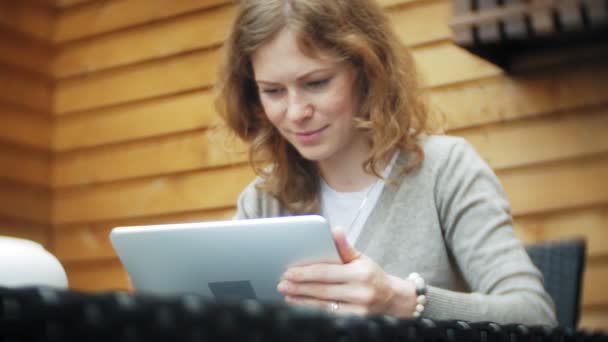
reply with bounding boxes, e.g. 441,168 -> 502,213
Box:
235,135 -> 557,326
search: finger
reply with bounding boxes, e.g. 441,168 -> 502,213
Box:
332,226 -> 361,263
283,263 -> 360,283
278,280 -> 371,304
285,296 -> 367,316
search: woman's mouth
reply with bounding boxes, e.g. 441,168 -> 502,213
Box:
294,125 -> 328,144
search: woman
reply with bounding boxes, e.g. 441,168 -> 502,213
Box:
215,0 -> 556,325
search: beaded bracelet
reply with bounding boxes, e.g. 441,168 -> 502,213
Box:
407,272 -> 427,318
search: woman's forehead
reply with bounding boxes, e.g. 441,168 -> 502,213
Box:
251,29 -> 340,80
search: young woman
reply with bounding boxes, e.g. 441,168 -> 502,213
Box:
215,0 -> 556,325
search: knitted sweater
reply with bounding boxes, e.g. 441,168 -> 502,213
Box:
234,135 -> 557,326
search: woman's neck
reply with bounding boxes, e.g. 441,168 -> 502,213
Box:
318,142 -> 393,192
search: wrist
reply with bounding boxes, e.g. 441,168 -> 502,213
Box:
387,275 -> 418,318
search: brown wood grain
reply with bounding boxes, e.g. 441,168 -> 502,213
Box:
52,165 -> 254,224
0,29 -> 52,75
52,128 -> 247,187
0,65 -> 52,112
0,1 -> 53,41
0,104 -> 52,149
0,181 -> 51,223
499,154 -> 608,216
0,143 -> 50,186
54,207 -> 236,262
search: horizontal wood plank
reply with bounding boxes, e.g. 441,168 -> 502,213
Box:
53,0 -> 449,78
0,29 -> 52,75
54,207 -> 236,262
514,206 -> 608,259
388,0 -> 451,47
0,143 -> 50,186
0,105 -> 52,149
459,106 -> 608,171
53,105 -> 608,188
53,91 -> 216,151
499,155 -> 608,216
54,0 -> 231,43
53,64 -> 608,150
0,181 -> 51,223
52,129 -> 247,187
54,41 -> 497,114
53,48 -> 220,114
52,165 -> 254,224
64,259 -> 128,291
53,0 -> 431,44
53,4 -> 234,78
0,1 -> 53,41
579,308 -> 608,330
434,65 -> 608,130
51,0 -> 97,9
0,217 -> 50,247
0,65 -> 52,112
582,261 -> 608,307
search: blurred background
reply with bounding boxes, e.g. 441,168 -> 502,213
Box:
0,0 -> 606,330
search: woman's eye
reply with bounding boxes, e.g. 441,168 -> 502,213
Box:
261,88 -> 284,96
307,78 -> 330,89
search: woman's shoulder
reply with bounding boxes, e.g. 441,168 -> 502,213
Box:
416,134 -> 479,170
235,176 -> 284,219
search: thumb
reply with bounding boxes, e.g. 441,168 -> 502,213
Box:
332,226 -> 361,263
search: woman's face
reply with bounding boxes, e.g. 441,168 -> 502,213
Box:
251,29 -> 367,164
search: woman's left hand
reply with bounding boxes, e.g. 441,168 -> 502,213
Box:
278,227 -> 416,317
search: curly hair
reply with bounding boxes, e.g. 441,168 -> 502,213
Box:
215,0 -> 436,214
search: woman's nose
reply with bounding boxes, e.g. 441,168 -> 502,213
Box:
286,91 -> 313,122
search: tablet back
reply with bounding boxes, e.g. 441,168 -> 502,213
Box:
109,215 -> 341,302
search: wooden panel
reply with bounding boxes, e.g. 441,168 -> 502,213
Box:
52,0 -> 97,9
53,91 -> 215,151
0,104 -> 52,149
53,5 -> 235,78
579,308 -> 608,330
0,216 -> 50,247
53,0 -> 425,44
64,259 -> 128,291
435,65 -> 608,130
0,143 -> 50,186
0,1 -> 53,41
0,29 -> 52,75
0,65 -> 52,112
515,206 -> 608,258
53,48 -> 220,114
54,41 -> 498,114
413,43 -> 502,88
499,155 -> 608,216
388,0 -> 451,47
53,0 -> 448,78
54,0 -> 231,43
0,181 -> 51,223
459,106 -> 608,171
54,207 -> 236,262
53,65 -> 608,150
53,129 -> 247,187
54,106 -> 608,188
582,261 -> 608,307
52,165 -> 254,224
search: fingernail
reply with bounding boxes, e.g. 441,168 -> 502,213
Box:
283,271 -> 293,280
277,281 -> 288,292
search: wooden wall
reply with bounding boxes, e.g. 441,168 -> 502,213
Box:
0,0 -> 53,247
2,0 -> 607,330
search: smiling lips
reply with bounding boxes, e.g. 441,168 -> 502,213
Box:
294,125 -> 328,144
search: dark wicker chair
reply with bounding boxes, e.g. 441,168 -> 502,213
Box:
525,238 -> 586,329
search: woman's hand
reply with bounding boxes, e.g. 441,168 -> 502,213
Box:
278,227 -> 418,317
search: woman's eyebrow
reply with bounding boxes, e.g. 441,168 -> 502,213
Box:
255,67 -> 335,85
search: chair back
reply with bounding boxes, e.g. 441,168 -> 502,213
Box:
525,238 -> 586,329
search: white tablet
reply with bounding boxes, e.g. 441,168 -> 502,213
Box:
109,215 -> 342,302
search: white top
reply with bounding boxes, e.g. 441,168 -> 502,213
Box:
321,153 -> 398,245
